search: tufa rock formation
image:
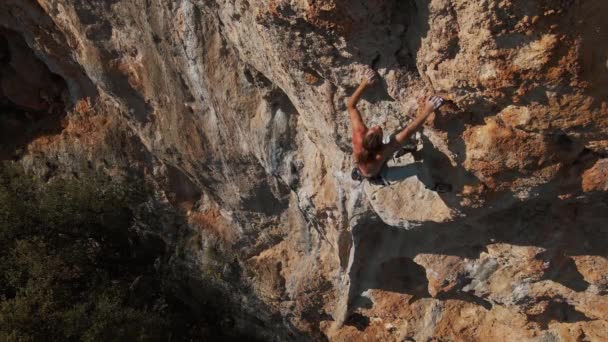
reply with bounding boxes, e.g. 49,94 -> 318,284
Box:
1,0 -> 608,340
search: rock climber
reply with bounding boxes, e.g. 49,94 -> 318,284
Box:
347,69 -> 444,184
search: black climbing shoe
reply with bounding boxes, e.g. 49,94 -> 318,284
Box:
351,167 -> 363,182
368,174 -> 389,186
432,183 -> 452,193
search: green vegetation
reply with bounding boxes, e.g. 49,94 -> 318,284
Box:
0,163 -> 234,341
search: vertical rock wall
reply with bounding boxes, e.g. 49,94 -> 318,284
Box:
1,0 -> 607,340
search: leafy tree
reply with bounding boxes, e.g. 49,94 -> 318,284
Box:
0,163 -> 199,341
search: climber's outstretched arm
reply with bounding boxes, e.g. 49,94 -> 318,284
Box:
384,96 -> 444,156
347,70 -> 377,134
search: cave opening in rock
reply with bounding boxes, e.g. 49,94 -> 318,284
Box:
0,28 -> 67,160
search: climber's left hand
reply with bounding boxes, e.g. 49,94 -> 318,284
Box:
363,69 -> 378,86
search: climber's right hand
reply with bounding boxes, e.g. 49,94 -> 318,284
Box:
363,69 -> 377,86
424,95 -> 444,112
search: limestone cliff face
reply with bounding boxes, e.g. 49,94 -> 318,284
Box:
2,0 -> 608,340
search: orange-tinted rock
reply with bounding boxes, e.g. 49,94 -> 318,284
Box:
1,0 -> 607,340
581,159 -> 608,192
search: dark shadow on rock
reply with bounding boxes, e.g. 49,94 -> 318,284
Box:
68,2 -> 153,123
379,132 -> 482,213
377,257 -> 430,298
342,78 -> 396,107
164,164 -> 201,209
433,100 -> 475,165
105,66 -> 153,123
350,295 -> 373,311
382,162 -> 425,184
367,79 -> 398,104
345,216 -> 493,313
536,251 -> 590,292
344,312 -> 370,331
436,291 -> 493,310
338,229 -> 353,270
520,85 -> 551,106
494,32 -> 533,50
240,173 -> 290,216
0,28 -> 67,161
346,191 -> 608,318
527,296 -> 593,330
401,0 -> 431,69
153,199 -> 308,341
549,1 -> 608,102
416,134 -> 463,195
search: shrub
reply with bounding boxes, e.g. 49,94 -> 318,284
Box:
0,163 -> 172,341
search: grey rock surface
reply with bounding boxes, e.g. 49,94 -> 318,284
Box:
1,0 -> 608,340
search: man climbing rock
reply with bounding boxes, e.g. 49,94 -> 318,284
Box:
348,69 -> 444,183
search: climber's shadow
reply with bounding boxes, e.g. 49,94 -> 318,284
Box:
381,133 -> 479,211
382,162 -> 424,183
